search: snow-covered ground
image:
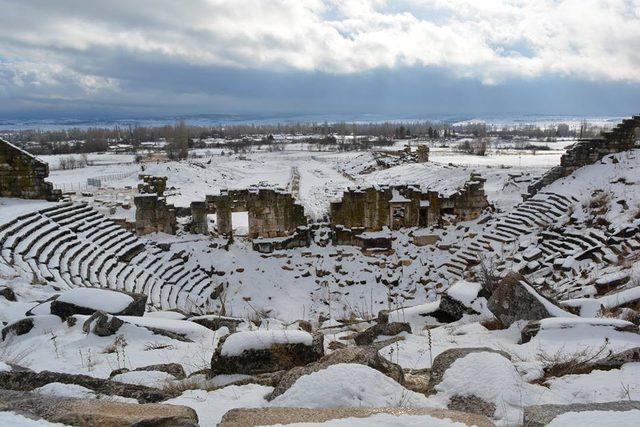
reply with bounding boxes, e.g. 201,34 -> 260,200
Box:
2,142 -> 640,426
44,142 -> 559,218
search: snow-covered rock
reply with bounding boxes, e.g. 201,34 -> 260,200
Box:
434,351 -> 552,425
1,314 -> 62,341
211,330 -> 323,375
268,337 -> 405,400
428,347 -> 511,393
270,363 -> 431,408
111,370 -> 177,388
50,288 -> 146,319
33,382 -> 96,399
520,317 -> 638,343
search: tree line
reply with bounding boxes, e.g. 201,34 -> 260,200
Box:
2,119 -> 605,156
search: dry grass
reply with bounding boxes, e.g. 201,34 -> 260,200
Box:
143,341 -> 177,351
533,340 -> 611,384
0,338 -> 33,367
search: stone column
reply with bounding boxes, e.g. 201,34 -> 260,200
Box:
190,201 -> 208,234
216,199 -> 232,235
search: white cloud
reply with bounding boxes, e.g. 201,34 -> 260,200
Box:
0,0 -> 638,101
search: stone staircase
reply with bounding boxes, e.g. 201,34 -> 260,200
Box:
0,202 -> 215,312
440,191 -> 575,278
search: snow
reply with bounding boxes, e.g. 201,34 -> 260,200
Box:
56,288 -> 133,313
547,409 -> 640,427
388,301 -> 441,331
270,363 -> 433,408
435,351 -> 551,425
546,363 -> 640,403
445,281 -> 482,306
145,310 -> 187,320
117,315 -> 214,342
390,189 -> 411,203
2,140 -> 640,425
0,198 -> 55,224
595,271 -> 630,286
531,317 -> 636,331
3,315 -> 63,341
0,361 -> 12,372
563,287 -> 640,317
277,413 -> 470,426
33,382 -> 95,399
220,330 -> 313,356
165,384 -> 271,426
0,412 -> 66,427
110,370 -> 176,388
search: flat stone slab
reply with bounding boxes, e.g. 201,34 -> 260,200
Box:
523,401 -> 640,426
219,407 -> 495,427
0,389 -> 198,426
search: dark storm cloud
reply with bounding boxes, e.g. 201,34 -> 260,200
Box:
0,0 -> 639,118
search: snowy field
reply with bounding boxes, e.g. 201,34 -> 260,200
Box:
43,142 -> 565,218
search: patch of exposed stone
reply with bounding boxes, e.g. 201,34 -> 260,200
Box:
134,193 -> 177,235
110,363 -> 187,380
352,312 -> 411,345
219,406 -> 495,427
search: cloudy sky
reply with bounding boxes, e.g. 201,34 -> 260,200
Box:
1,0 -> 639,119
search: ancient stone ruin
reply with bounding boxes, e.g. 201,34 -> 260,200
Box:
528,115 -> 640,197
138,175 -> 167,196
134,194 -> 177,235
330,173 -> 489,232
191,187 -> 307,239
415,145 -> 430,162
0,138 -> 61,201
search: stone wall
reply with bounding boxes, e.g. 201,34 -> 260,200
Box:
134,194 -> 177,235
192,188 -> 307,238
527,115 -> 639,197
330,173 -> 488,231
0,138 -> 60,201
138,175 -> 167,196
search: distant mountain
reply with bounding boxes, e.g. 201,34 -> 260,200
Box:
0,113 -> 628,131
